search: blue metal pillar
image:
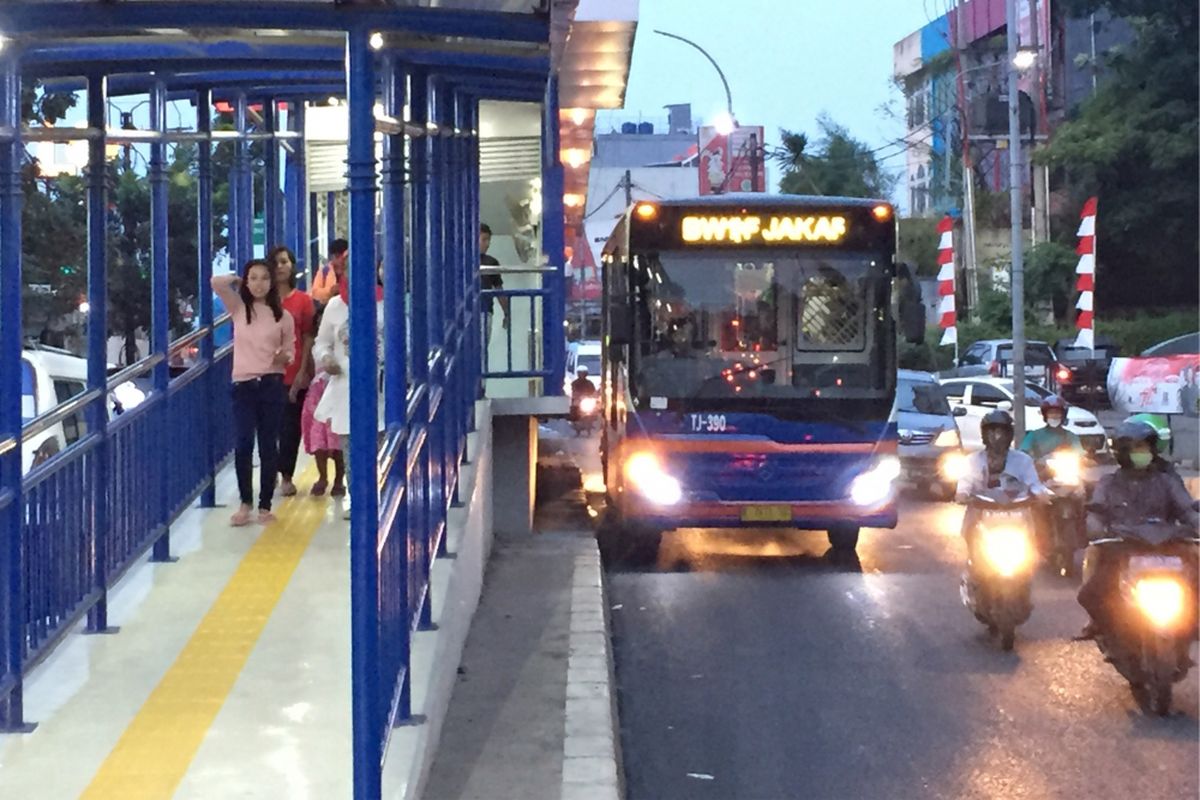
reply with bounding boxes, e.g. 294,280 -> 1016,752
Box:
284,103 -> 308,287
235,94 -> 253,265
0,53 -> 32,733
309,193 -> 320,281
85,74 -> 115,633
460,96 -> 477,428
541,76 -> 566,395
347,28 -> 382,800
262,100 -> 281,250
149,81 -> 175,563
197,90 -> 218,509
408,68 -> 434,632
427,76 -> 448,554
381,55 -> 411,723
326,190 -> 337,250
466,98 -> 483,401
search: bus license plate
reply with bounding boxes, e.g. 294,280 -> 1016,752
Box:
741,505 -> 792,523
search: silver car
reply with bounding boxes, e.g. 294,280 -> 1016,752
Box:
894,370 -> 967,499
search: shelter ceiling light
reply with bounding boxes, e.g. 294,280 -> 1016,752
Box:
561,148 -> 590,169
563,193 -> 584,208
369,32 -> 384,51
566,107 -> 590,126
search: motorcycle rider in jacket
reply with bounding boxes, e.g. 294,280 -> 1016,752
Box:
1019,394 -> 1084,460
1077,420 -> 1200,638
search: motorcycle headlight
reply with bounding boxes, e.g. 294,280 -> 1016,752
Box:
623,451 -> 682,506
979,526 -> 1034,578
1046,452 -> 1081,486
934,429 -> 959,448
579,397 -> 598,414
848,455 -> 901,507
1133,577 -> 1186,629
939,452 -> 967,482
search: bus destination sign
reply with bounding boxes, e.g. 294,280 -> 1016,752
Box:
680,214 -> 848,245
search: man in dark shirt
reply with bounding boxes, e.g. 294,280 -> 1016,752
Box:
480,224 -> 509,355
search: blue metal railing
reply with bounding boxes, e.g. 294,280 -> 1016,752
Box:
1,337 -> 235,720
480,265 -> 561,384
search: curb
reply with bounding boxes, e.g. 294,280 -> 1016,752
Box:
561,541 -> 623,800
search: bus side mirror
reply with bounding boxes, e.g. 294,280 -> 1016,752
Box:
897,263 -> 925,345
609,303 -> 633,346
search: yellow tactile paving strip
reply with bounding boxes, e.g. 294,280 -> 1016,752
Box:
82,469 -> 324,800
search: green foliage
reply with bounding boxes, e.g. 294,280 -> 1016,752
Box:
775,115 -> 898,199
1037,0 -> 1198,309
1024,241 -> 1078,323
897,217 -> 941,277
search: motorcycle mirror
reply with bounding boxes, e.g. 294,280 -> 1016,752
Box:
952,406 -> 968,417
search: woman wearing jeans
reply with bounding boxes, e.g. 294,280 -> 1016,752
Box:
213,259 -> 295,526
268,245 -> 316,498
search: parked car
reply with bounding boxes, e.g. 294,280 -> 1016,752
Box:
1051,335 -> 1119,405
939,376 -> 1108,457
564,339 -> 601,394
893,370 -> 967,498
20,345 -> 147,474
944,339 -> 1057,386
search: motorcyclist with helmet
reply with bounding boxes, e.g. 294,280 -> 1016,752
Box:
1077,420 -> 1199,638
1019,394 -> 1084,460
569,365 -> 598,422
956,409 -> 1050,561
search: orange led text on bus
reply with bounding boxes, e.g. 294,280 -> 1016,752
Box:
680,214 -> 848,244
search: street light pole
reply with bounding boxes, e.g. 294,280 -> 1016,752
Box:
652,29 -> 734,122
1006,0 -> 1027,445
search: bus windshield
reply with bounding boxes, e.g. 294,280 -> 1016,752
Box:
629,248 -> 890,402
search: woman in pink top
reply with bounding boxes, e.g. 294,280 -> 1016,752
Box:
212,259 -> 295,526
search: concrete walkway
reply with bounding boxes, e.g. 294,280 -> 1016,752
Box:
425,426 -> 620,800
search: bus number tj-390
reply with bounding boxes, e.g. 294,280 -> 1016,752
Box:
689,414 -> 728,433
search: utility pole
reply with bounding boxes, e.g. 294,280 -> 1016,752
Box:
1006,0 -> 1027,445
1029,0 -> 1049,244
622,168 -> 632,209
955,0 -> 980,319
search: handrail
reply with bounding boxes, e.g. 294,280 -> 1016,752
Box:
479,265 -> 559,275
105,353 -> 165,391
19,388 -> 104,443
167,311 -> 232,356
0,436 -> 16,458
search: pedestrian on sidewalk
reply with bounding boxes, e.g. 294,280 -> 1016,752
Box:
271,245 -> 316,498
302,304 -> 345,497
212,259 -> 295,527
312,251 -> 384,518
311,238 -> 348,307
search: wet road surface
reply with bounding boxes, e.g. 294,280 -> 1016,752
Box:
606,495 -> 1199,800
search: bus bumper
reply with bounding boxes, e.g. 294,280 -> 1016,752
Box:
618,497 -> 898,531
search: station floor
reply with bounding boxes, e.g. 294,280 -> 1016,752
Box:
0,461 -> 358,798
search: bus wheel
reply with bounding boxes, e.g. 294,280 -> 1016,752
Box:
598,522 -> 663,570
827,526 -> 860,552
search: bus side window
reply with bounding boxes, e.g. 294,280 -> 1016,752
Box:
53,379 -> 88,445
21,358 -> 37,423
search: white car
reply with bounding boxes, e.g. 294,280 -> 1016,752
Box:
564,340 -> 601,394
939,376 -> 1108,457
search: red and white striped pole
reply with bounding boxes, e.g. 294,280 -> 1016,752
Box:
1074,197 -> 1098,352
937,215 -> 957,357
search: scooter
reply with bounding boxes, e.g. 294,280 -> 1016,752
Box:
1039,450 -> 1087,578
571,395 -> 599,437
961,482 -> 1039,651
1086,521 -> 1198,716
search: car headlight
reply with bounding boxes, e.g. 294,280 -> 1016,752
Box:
1046,452 -> 1081,485
939,451 -> 967,482
934,428 -> 959,448
979,525 -> 1034,578
1133,577 -> 1186,629
848,455 -> 901,507
623,451 -> 682,506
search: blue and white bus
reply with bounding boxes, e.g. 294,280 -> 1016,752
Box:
598,194 -> 925,561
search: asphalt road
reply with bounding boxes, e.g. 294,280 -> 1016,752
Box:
606,497 -> 1200,800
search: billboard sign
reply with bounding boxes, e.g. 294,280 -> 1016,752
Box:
1107,354 -> 1200,416
698,125 -> 766,195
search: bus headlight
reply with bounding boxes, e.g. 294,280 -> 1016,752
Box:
623,452 -> 682,506
848,455 -> 900,507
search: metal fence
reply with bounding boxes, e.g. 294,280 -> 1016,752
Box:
1,337 -> 234,728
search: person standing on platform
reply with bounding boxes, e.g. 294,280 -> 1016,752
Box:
269,245 -> 316,498
311,238 -> 349,307
479,223 -> 509,357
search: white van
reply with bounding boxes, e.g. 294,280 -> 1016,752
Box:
564,340 -> 601,394
20,346 -> 146,473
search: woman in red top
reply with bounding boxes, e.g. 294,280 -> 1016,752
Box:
269,245 -> 316,497
212,259 -> 294,526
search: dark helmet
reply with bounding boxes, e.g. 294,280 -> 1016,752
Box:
1113,419 -> 1158,468
981,409 -> 1015,454
1039,394 -> 1068,420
